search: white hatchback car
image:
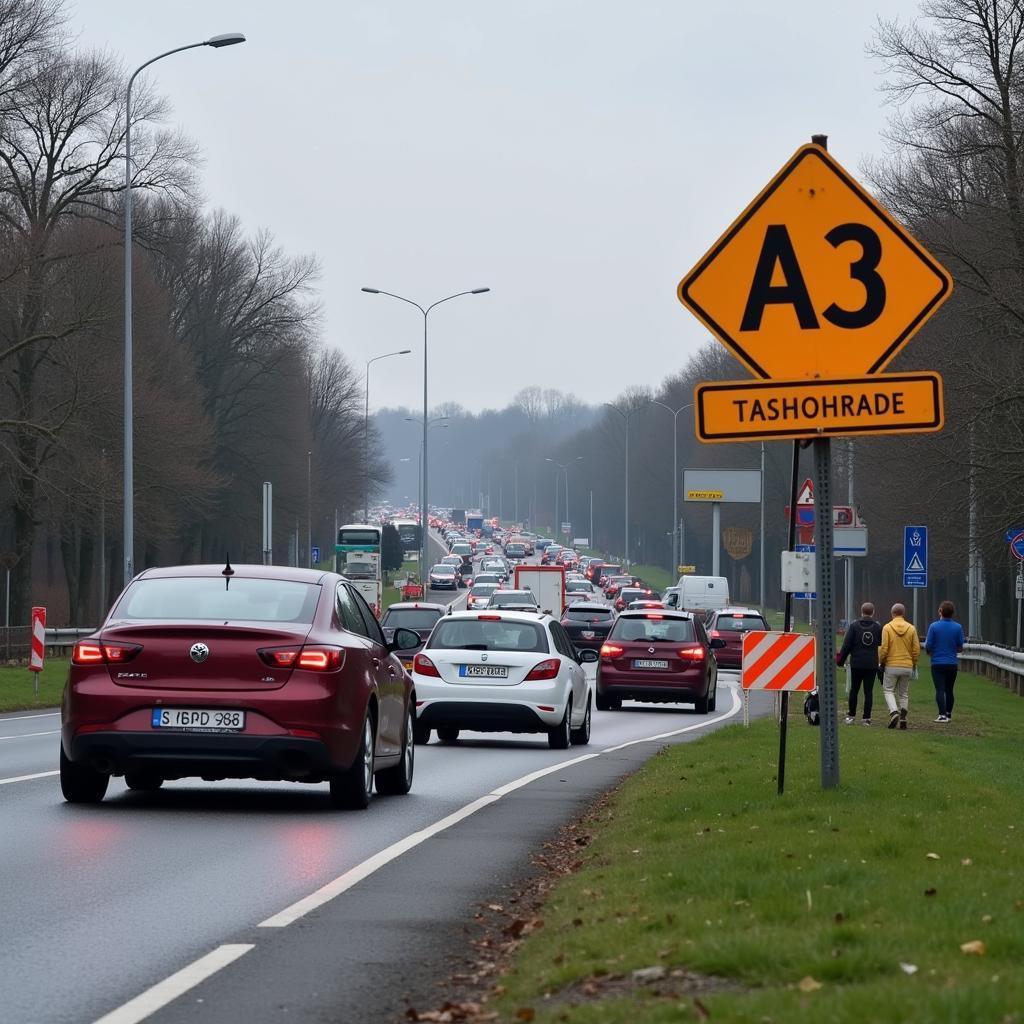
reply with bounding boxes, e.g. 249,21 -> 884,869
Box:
411,610 -> 596,748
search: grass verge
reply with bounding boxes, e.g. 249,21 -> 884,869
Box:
629,564 -> 673,592
495,672 -> 1024,1022
0,658 -> 67,712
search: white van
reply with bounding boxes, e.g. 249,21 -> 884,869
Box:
663,576 -> 730,614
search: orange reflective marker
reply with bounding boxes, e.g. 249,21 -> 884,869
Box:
678,144 -> 952,381
694,371 -> 944,443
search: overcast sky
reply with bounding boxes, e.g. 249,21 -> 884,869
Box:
77,0 -> 922,414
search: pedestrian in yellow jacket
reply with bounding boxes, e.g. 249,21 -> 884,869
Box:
880,604 -> 920,730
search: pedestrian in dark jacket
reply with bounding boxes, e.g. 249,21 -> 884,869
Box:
836,602 -> 883,725
925,600 -> 965,723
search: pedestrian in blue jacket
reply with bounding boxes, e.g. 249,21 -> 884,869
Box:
925,600 -> 964,723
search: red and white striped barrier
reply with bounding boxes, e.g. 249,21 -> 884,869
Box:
741,631 -> 816,691
29,606 -> 46,673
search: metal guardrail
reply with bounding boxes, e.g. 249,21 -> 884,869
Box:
960,642 -> 1024,697
1,626 -> 95,662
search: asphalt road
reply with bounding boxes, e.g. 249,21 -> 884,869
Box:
0,538 -> 764,1024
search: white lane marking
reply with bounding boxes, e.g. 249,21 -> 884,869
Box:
259,688 -> 741,929
0,770 -> 58,786
91,944 -> 254,1024
0,711 -> 60,722
0,729 -> 59,741
258,794 -> 501,927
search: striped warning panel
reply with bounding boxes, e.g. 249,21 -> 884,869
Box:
741,631 -> 816,691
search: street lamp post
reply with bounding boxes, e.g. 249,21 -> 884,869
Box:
123,32 -> 245,587
545,457 -> 583,541
364,348 -> 411,519
651,402 -> 693,572
603,402 -> 650,567
363,287 -> 489,570
406,416 -> 448,560
306,450 -> 312,567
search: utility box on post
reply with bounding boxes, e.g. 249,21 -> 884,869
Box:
781,551 -> 815,594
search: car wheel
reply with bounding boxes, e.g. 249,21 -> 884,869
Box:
376,707 -> 415,796
569,695 -> 591,746
412,718 -> 432,746
329,712 -> 375,810
437,726 -> 460,744
59,744 -> 109,804
694,690 -> 710,714
125,772 -> 163,792
548,698 -> 572,749
595,691 -> 621,711
708,681 -> 718,712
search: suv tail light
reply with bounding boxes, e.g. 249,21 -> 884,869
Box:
679,646 -> 706,661
524,658 -> 560,681
72,640 -> 142,665
600,643 -> 624,659
258,645 -> 344,671
413,653 -> 441,677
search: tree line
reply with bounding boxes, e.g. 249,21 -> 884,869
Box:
0,1 -> 387,627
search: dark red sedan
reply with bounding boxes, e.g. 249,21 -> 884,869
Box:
705,607 -> 769,670
60,564 -> 421,809
596,610 -> 725,713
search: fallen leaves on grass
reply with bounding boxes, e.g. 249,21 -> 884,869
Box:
960,940 -> 987,956
926,852 -> 941,860
632,966 -> 666,983
406,1003 -> 498,1022
900,962 -> 919,975
925,888 -> 937,896
962,858 -> 973,866
798,976 -> 823,992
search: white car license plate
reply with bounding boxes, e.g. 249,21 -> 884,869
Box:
633,659 -> 669,670
151,708 -> 246,732
459,664 -> 509,678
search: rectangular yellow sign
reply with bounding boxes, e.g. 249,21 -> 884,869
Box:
695,372 -> 943,443
686,490 -> 724,501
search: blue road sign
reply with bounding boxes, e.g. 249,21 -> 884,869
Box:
311,545 -> 321,564
1011,533 -> 1024,560
903,526 -> 927,588
1006,527 -> 1024,542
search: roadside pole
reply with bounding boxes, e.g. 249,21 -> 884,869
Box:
778,441 -> 801,795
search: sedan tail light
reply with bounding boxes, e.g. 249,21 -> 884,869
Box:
413,653 -> 441,677
524,658 -> 560,681
72,640 -> 142,665
710,629 -> 721,638
258,645 -> 345,671
600,643 -> 624,659
679,646 -> 706,661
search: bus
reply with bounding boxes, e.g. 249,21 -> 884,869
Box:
390,518 -> 422,554
336,523 -> 383,616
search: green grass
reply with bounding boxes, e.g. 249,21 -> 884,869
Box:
495,672 -> 1024,1022
629,564 -> 674,592
0,658 -> 68,712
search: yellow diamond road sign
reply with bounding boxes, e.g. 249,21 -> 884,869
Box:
678,144 -> 952,382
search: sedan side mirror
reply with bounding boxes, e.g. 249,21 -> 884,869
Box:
709,637 -> 727,649
390,627 -> 422,652
578,649 -> 600,663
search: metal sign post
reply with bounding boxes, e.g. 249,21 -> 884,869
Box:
261,482 -> 273,566
813,436 -> 839,789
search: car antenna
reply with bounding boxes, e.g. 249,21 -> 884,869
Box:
222,554 -> 235,589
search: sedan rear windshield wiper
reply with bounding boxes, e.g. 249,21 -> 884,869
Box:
456,644 -> 489,650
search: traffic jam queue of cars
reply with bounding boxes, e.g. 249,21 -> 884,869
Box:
60,510 -> 764,811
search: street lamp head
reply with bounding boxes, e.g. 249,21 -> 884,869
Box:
471,287 -> 490,294
545,458 -> 555,463
205,33 -> 246,47
361,287 -> 381,294
399,349 -> 412,354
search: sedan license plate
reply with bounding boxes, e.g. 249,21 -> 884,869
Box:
151,708 -> 245,732
459,664 -> 509,679
580,630 -> 596,639
633,659 -> 669,670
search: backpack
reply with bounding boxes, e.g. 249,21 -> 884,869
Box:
803,688 -> 820,726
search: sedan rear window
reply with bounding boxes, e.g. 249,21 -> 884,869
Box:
610,616 -> 696,643
429,619 -> 548,653
115,577 -> 320,623
382,608 -> 444,630
715,615 -> 767,632
489,591 -> 539,607
565,608 -> 611,620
